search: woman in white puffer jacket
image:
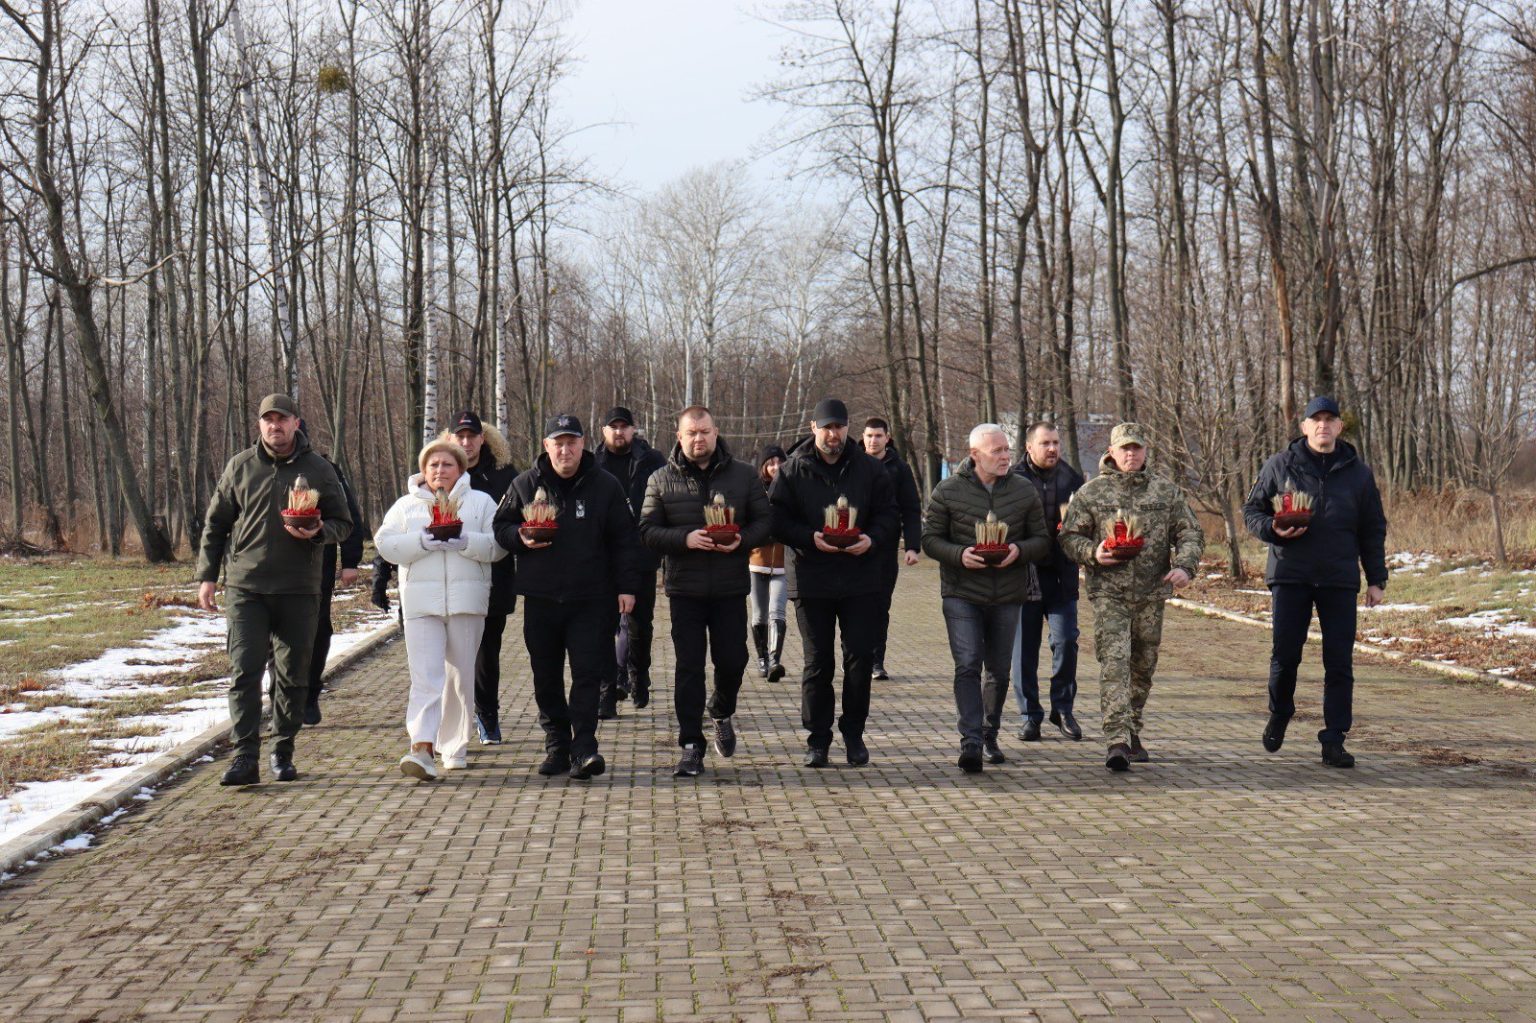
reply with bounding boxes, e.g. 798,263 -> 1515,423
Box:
375,439 -> 506,780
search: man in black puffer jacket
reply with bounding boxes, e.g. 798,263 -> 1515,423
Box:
769,398 -> 899,768
1243,396 -> 1388,769
640,407 -> 772,777
493,414 -> 641,781
446,411 -> 520,744
594,406 -> 668,713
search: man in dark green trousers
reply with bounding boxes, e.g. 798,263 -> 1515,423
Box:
197,393 -> 353,786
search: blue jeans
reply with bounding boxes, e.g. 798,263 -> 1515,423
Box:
1011,595 -> 1079,724
941,597 -> 1021,744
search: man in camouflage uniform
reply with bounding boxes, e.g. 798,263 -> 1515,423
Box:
1060,423 -> 1203,772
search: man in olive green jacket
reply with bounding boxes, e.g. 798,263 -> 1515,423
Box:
921,424 -> 1050,773
1060,423 -> 1202,772
197,393 -> 353,786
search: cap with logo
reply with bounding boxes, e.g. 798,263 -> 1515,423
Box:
1108,422 -> 1150,449
544,413 -> 584,439
811,398 -> 849,428
258,393 -> 300,418
603,406 -> 635,427
452,410 -> 484,435
1303,396 -> 1341,419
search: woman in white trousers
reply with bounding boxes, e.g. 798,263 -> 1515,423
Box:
374,439 -> 505,779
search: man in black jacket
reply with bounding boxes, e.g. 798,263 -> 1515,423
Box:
448,411 -> 520,744
770,398 -> 899,768
296,423 -> 364,727
1243,396 -> 1388,769
640,406 -> 772,777
1009,421 -> 1086,742
493,414 -> 641,780
594,406 -> 668,714
860,417 -> 922,680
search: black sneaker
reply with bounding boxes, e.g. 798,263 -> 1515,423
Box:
1263,713 -> 1290,752
270,752 -> 299,782
303,700 -> 322,726
767,658 -> 786,683
1321,742 -> 1355,768
872,664 -> 890,681
982,736 -> 1006,764
598,693 -> 618,720
957,742 -> 984,774
712,717 -> 737,758
1128,734 -> 1150,763
845,736 -> 870,766
570,752 -> 607,780
1020,719 -> 1042,742
632,673 -> 651,710
675,744 -> 704,777
537,750 -> 571,776
476,714 -> 503,745
803,746 -> 830,769
221,754 -> 259,786
1105,744 -> 1132,772
1050,710 -> 1083,741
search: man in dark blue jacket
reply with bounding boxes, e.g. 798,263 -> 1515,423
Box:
1009,421 -> 1086,742
594,406 -> 667,714
770,398 -> 899,768
1243,396 -> 1388,769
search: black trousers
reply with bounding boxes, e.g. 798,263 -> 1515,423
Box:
605,569 -> 658,699
305,574 -> 336,696
474,610 -> 509,722
872,555 -> 900,666
795,596 -> 880,749
523,596 -> 611,758
669,594 -> 749,748
1268,584 -> 1357,744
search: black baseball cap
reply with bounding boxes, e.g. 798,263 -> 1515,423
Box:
451,410 -> 483,435
812,398 -> 849,427
544,413 -> 584,439
604,406 -> 635,427
1303,396 -> 1341,419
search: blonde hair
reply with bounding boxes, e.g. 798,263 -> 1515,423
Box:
418,438 -> 468,475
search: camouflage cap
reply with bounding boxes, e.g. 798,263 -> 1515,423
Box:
1108,422 -> 1149,449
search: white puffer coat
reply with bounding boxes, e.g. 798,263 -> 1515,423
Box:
374,473 -> 506,620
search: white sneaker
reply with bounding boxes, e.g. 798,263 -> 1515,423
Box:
442,753 -> 468,771
399,750 -> 438,780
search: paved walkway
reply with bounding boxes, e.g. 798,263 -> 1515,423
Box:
3,563 -> 1535,1022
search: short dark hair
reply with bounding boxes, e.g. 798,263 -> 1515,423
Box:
863,416 -> 890,433
1024,420 -> 1060,444
677,404 -> 712,423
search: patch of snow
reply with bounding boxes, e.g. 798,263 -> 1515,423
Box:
1386,551 -> 1440,572
0,611 -> 76,625
1236,589 -> 1269,596
1438,609 -> 1536,638
49,613 -> 227,698
0,705 -> 94,742
1360,603 -> 1431,612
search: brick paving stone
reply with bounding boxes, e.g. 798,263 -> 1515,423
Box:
1,562 -> 1535,1021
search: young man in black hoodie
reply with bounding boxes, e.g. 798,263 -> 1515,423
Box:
447,411 -> 520,744
493,414 -> 641,780
639,406 -> 772,777
594,406 -> 667,714
1243,396 -> 1388,769
770,399 -> 899,767
860,417 -> 923,680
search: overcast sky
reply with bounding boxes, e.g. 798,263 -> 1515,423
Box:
554,0 -> 793,196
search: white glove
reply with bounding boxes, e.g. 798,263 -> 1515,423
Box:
420,531 -> 451,551
442,536 -> 469,551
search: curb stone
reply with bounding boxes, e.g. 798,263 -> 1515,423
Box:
0,620 -> 401,877
1168,596 -> 1536,694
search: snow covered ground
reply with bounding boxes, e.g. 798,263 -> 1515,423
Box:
0,610 -> 391,849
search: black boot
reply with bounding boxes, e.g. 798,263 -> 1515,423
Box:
767,621 -> 787,682
751,623 -> 770,677
631,669 -> 651,710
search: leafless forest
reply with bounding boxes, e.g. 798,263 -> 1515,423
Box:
2,0 -> 1534,568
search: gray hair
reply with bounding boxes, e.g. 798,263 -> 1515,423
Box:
968,423 -> 1007,449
